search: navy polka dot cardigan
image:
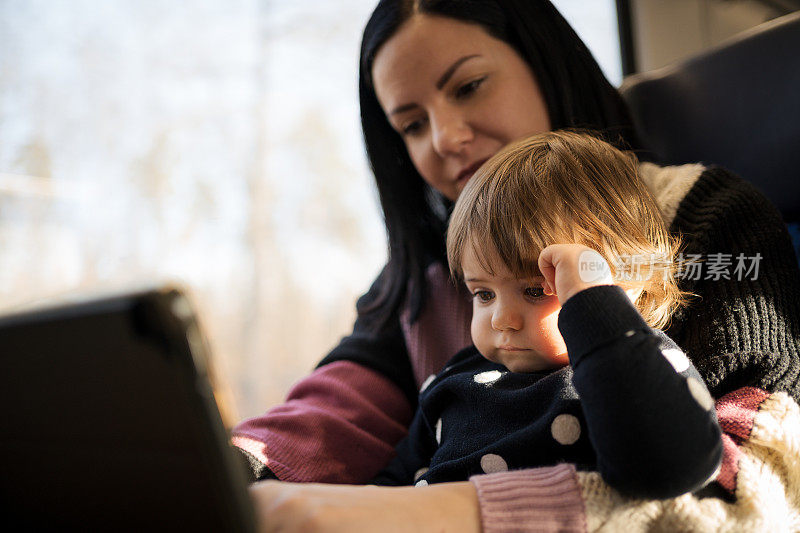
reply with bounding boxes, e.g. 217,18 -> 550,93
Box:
371,285 -> 723,500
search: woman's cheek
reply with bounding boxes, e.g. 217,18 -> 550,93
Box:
407,140 -> 439,186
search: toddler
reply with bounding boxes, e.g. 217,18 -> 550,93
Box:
371,131 -> 723,499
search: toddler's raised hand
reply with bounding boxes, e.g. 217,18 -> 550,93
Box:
538,244 -> 614,306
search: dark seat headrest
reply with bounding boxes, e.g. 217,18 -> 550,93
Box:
620,11 -> 800,221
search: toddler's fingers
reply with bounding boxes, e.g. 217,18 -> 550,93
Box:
541,280 -> 555,296
538,246 -> 558,292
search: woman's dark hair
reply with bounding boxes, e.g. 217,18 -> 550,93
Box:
358,0 -> 642,333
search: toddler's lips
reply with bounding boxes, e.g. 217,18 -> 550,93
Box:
498,345 -> 529,352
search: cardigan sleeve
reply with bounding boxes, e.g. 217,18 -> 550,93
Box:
231,267 -> 418,483
559,285 -> 722,499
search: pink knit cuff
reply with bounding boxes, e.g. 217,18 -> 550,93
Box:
470,464 -> 586,533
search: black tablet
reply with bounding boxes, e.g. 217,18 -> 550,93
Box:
0,287 -> 256,532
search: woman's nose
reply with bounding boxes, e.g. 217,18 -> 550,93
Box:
430,108 -> 473,156
491,302 -> 523,331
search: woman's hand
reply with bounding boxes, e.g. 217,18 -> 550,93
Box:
538,244 -> 614,305
249,480 -> 481,533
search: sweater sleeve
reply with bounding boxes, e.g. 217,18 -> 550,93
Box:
231,267 -> 417,483
558,285 -> 723,499
664,166 -> 800,402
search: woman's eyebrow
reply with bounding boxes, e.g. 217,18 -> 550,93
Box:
435,54 -> 481,89
389,54 -> 482,116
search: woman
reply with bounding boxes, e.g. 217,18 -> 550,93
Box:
234,1 -> 800,531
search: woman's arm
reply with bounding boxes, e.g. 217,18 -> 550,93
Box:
232,360 -> 413,483
249,480 -> 481,533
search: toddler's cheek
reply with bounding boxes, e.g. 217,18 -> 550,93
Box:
531,307 -> 568,355
478,346 -> 500,365
471,318 -> 495,360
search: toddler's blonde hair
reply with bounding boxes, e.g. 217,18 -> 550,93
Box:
446,130 -> 688,330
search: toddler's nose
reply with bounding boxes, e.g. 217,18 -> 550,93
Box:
491,303 -> 523,331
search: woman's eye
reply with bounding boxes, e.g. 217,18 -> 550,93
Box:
401,119 -> 425,136
524,286 -> 545,299
472,290 -> 494,303
455,77 -> 486,99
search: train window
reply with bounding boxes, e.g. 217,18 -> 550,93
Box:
551,0 -> 624,85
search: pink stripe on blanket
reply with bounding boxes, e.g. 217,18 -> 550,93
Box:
232,360 -> 412,483
714,386 -> 770,493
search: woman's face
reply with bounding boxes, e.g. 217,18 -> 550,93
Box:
372,14 -> 551,201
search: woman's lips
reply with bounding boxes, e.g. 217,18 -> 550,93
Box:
456,158 -> 490,183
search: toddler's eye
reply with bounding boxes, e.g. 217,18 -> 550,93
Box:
472,290 -> 494,303
524,286 -> 545,299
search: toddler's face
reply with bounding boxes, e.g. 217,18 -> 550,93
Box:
462,245 -> 569,373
